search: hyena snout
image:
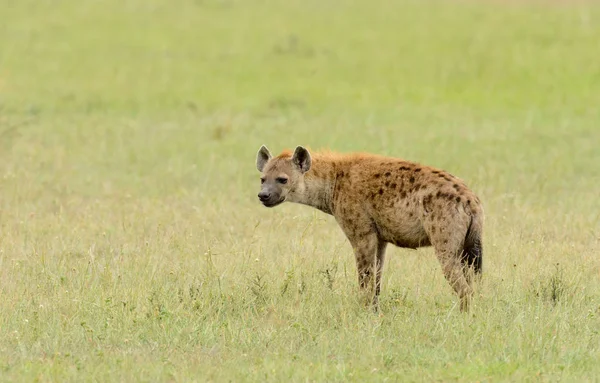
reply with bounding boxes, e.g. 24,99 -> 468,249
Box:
258,190 -> 270,200
257,187 -> 284,207
257,190 -> 273,202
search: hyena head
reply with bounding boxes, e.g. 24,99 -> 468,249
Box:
256,145 -> 311,208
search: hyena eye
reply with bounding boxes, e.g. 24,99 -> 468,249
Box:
260,178 -> 265,184
276,177 -> 288,184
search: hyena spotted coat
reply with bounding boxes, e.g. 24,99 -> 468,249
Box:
256,145 -> 484,312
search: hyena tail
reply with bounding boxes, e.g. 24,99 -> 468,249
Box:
463,211 -> 483,275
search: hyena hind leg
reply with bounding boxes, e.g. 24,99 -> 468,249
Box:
435,248 -> 474,312
461,210 -> 484,288
373,240 -> 388,311
461,237 -> 483,288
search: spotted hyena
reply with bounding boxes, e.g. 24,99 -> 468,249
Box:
256,145 -> 484,312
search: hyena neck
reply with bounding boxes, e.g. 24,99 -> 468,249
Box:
292,157 -> 338,215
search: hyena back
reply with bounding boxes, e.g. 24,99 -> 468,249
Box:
256,145 -> 484,312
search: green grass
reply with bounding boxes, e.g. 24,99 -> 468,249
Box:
1,0 -> 600,381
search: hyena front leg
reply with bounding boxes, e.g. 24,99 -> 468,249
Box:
347,231 -> 379,308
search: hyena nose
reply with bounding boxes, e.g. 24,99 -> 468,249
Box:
258,191 -> 271,201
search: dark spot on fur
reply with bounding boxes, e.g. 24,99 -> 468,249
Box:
438,173 -> 445,178
453,183 -> 460,190
408,212 -> 413,218
432,170 -> 440,174
405,201 -> 409,207
385,181 -> 390,187
436,191 -> 454,200
385,172 -> 391,177
374,173 -> 381,178
409,176 -> 415,183
443,239 -> 448,245
423,194 -> 432,205
337,171 -> 345,178
431,226 -> 436,234
399,166 -> 410,171
456,196 -> 461,203
379,188 -> 383,195
443,176 -> 452,181
390,183 -> 397,189
400,191 -> 407,199
414,168 -> 422,172
467,199 -> 471,205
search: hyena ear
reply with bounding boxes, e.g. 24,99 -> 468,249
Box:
292,146 -> 311,173
256,145 -> 272,172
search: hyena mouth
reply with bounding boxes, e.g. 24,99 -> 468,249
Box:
262,197 -> 285,208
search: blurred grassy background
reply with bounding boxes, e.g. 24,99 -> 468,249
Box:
1,0 -> 599,381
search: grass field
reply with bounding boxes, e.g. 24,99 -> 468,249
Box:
1,0 -> 600,381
